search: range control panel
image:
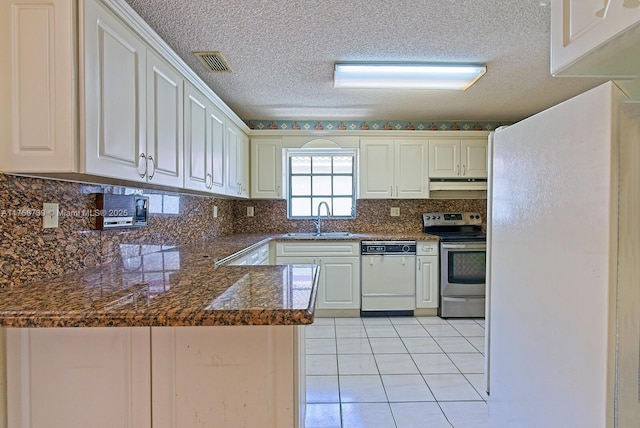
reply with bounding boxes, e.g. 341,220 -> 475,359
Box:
422,212 -> 482,227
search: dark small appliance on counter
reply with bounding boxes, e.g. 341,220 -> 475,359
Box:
95,193 -> 149,229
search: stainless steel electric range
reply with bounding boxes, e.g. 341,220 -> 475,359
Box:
422,212 -> 487,318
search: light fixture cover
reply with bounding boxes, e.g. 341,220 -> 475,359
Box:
334,63 -> 486,90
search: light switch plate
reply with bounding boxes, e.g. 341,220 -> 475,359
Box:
390,207 -> 400,217
213,205 -> 218,218
43,203 -> 59,228
247,206 -> 255,217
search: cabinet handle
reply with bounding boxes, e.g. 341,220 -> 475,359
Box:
147,155 -> 156,180
390,186 -> 393,196
205,173 -> 213,189
462,164 -> 466,176
138,153 -> 147,178
277,185 -> 280,197
456,164 -> 460,175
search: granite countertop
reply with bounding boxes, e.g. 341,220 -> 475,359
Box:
0,232 -> 439,328
0,235 -> 317,328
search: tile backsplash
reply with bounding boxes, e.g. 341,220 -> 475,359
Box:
233,199 -> 486,235
0,174 -> 233,288
0,173 -> 486,288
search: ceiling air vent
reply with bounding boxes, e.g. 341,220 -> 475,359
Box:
193,51 -> 232,73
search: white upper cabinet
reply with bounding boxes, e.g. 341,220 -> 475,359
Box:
251,137 -> 283,199
183,83 -> 210,192
360,138 -> 428,199
184,82 -> 225,193
226,122 -> 249,198
0,0 -> 77,172
551,0 -> 640,82
145,49 -> 183,187
83,0 -> 148,182
359,139 -> 394,198
84,0 -> 183,185
1,0 -> 249,194
428,139 -> 487,179
395,139 -> 429,198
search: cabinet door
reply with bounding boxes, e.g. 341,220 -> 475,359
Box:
238,131 -> 250,198
0,0 -> 77,172
428,140 -> 460,178
319,256 -> 361,309
183,83 -> 210,191
416,255 -> 439,308
551,0 -> 640,75
83,0 -> 147,181
461,139 -> 488,178
6,327 -> 151,428
145,49 -> 183,187
251,137 -> 283,199
359,139 -> 394,198
208,102 -> 226,194
226,122 -> 249,198
395,140 -> 429,198
226,123 -> 240,196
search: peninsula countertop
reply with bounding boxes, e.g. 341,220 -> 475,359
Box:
0,232 -> 440,328
0,235 -> 317,328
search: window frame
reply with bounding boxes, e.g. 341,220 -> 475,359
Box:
285,148 -> 357,219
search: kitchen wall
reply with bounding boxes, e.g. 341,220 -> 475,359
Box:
0,173 -> 234,288
233,199 -> 487,235
0,173 -> 486,288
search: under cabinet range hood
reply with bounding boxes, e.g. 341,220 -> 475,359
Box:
428,178 -> 488,199
428,178 -> 487,191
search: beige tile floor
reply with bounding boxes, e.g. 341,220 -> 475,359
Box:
305,316 -> 488,428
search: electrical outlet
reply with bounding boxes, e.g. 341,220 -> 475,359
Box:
213,205 -> 218,218
247,206 -> 255,217
390,207 -> 400,217
43,203 -> 59,228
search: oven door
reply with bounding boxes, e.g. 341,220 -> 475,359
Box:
440,241 -> 486,297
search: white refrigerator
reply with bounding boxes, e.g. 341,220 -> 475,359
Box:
487,81 -> 640,427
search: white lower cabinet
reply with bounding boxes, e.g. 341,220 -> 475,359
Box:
151,325 -> 305,428
6,327 -> 152,428
228,243 -> 270,266
6,325 -> 305,428
276,242 -> 360,310
416,241 -> 439,309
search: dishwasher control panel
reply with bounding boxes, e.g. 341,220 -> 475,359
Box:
361,241 -> 416,255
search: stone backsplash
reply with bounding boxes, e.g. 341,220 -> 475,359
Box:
0,173 -> 234,288
0,172 -> 486,288
233,199 -> 487,235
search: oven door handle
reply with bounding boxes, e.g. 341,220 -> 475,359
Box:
441,243 -> 486,250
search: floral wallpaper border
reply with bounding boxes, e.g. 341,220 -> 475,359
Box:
245,120 -> 510,132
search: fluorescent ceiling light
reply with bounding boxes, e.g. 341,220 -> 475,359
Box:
334,63 -> 486,90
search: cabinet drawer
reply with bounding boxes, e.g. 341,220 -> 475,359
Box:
417,241 -> 439,255
276,242 -> 360,257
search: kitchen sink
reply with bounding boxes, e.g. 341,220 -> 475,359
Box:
284,232 -> 353,238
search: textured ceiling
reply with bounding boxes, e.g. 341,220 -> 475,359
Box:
124,0 -> 606,122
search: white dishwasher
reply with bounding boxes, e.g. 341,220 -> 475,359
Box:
361,241 -> 416,315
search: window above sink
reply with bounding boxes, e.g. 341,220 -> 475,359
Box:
286,148 -> 357,219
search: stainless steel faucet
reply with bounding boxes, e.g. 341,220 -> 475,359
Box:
314,201 -> 331,235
